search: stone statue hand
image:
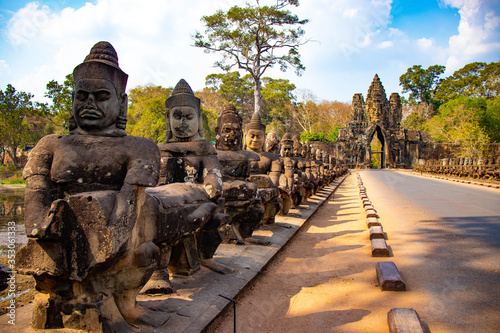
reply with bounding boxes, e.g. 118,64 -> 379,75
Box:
30,199 -> 67,240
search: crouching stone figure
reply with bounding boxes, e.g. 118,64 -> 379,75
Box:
16,42 -> 213,332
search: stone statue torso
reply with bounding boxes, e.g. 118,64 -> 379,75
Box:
23,134 -> 160,195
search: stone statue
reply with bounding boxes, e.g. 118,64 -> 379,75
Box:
282,133 -> 305,207
142,79 -> 232,291
265,128 -> 281,154
17,42 -> 218,332
16,41 -> 170,331
215,104 -> 265,244
245,111 -> 290,222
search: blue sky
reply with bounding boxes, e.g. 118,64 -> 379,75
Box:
0,0 -> 499,104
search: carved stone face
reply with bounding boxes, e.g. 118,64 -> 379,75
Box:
73,79 -> 122,132
281,143 -> 293,157
246,129 -> 265,152
218,118 -> 242,150
170,106 -> 199,140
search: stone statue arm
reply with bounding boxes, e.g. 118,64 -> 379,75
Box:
108,142 -> 160,251
24,174 -> 66,239
202,155 -> 223,200
22,136 -> 66,239
269,159 -> 281,188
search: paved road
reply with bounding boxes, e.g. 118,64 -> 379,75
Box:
361,169 -> 500,247
214,170 -> 500,332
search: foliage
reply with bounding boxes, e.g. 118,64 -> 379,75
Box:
434,61 -> 500,104
204,71 -> 296,132
1,178 -> 25,184
195,88 -> 223,143
402,111 -> 427,130
44,74 -> 74,134
194,0 -> 309,114
327,126 -> 341,142
370,136 -> 382,168
399,64 -> 445,109
424,96 -> 495,158
300,132 -> 328,142
288,90 -> 350,137
126,85 -> 172,144
0,84 -> 46,167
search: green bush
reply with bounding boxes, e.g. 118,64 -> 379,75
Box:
300,132 -> 328,142
1,178 -> 25,184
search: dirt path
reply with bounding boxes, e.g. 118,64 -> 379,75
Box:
213,174 -> 378,332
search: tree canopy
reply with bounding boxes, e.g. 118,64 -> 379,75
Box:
434,61 -> 500,104
399,64 -> 445,109
0,84 -> 46,166
126,85 -> 172,144
193,0 -> 309,115
44,73 -> 74,134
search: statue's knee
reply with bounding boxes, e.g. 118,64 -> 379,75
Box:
134,242 -> 159,268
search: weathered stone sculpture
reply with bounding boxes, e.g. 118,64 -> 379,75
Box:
142,79 -> 232,289
282,133 -> 305,207
16,41 -> 168,331
265,128 -> 281,154
216,104 -> 265,244
245,111 -> 288,223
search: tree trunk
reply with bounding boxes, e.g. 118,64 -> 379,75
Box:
7,147 -> 19,168
254,79 -> 262,115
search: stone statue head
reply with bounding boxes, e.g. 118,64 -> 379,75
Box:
70,41 -> 128,136
165,79 -> 204,142
315,148 -> 322,161
216,104 -> 243,151
245,111 -> 266,153
301,142 -> 310,158
292,135 -> 302,157
280,133 -> 294,157
265,128 -> 280,154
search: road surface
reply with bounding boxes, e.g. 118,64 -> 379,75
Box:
213,170 -> 500,332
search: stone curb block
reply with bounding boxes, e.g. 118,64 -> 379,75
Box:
387,308 -> 428,333
371,238 -> 390,257
366,217 -> 381,228
366,209 -> 378,218
369,225 -> 385,239
376,261 -> 406,291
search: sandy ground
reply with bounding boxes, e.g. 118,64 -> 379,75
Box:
213,171 -> 500,333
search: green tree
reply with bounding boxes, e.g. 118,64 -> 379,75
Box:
44,73 -> 74,134
0,84 -> 45,167
399,64 -> 445,109
434,61 -> 500,104
126,85 -> 172,144
194,0 -> 309,115
424,96 -> 494,158
402,111 -> 427,130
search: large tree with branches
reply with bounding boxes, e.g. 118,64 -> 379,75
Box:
193,0 -> 309,116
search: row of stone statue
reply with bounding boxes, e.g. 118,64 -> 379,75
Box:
16,42 -> 346,332
414,156 -> 500,180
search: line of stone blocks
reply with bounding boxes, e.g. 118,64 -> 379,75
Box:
357,174 -> 429,331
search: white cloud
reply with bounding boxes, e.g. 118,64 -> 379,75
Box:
443,0 -> 500,71
343,8 -> 359,18
417,37 -> 434,49
0,60 -> 10,76
378,41 -> 394,48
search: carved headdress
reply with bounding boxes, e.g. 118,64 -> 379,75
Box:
71,41 -> 128,135
165,79 -> 204,142
247,111 -> 266,132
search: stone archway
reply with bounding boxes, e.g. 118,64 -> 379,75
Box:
365,125 -> 389,168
